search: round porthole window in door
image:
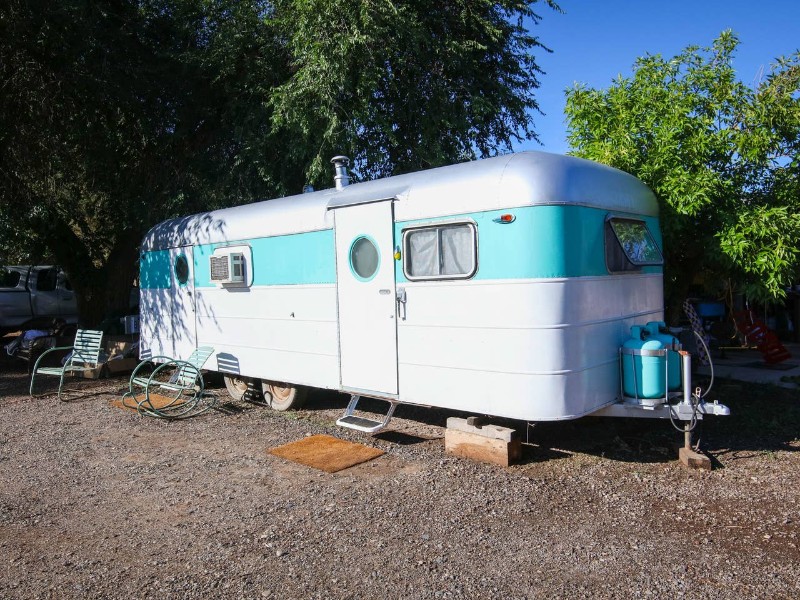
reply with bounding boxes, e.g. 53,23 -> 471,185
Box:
349,236 -> 380,281
174,254 -> 190,285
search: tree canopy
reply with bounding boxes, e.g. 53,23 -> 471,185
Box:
565,31 -> 800,316
270,0 -> 558,180
0,0 -> 559,324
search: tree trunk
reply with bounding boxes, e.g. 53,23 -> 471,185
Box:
102,231 -> 142,316
51,223 -> 142,328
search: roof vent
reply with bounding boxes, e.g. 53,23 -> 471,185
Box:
331,155 -> 350,190
302,184 -> 314,194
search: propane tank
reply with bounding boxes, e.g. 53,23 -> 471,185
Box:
622,325 -> 667,400
644,321 -> 682,392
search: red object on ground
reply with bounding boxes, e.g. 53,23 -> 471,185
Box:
733,310 -> 792,364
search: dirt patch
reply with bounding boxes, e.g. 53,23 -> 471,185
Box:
110,392 -> 188,411
1,347 -> 800,598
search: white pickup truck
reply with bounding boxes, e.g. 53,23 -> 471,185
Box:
0,266 -> 79,334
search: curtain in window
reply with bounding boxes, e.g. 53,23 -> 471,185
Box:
441,225 -> 473,275
407,229 -> 438,276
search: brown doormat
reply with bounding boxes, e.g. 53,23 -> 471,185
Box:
110,393 -> 186,411
268,434 -> 384,473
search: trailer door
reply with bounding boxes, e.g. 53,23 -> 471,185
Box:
334,200 -> 398,396
169,246 -> 197,358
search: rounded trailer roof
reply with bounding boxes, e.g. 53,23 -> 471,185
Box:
142,151 -> 657,251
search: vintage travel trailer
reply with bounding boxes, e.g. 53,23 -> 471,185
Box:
139,151 -> 728,432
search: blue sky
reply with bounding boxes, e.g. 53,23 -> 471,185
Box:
520,0 -> 800,155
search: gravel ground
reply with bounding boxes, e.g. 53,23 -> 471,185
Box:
1,343 -> 799,599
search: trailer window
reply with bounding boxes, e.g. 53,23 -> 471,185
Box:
403,223 -> 476,280
349,236 -> 380,281
605,218 -> 662,272
0,268 -> 21,288
174,255 -> 190,285
36,268 -> 58,292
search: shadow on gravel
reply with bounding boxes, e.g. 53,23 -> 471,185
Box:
300,387 -> 681,464
212,401 -> 249,415
518,444 -> 574,464
302,389 -> 474,428
529,380 -> 800,465
511,379 -> 800,466
520,418 -> 678,465
50,388 -> 121,403
701,379 -> 800,460
300,377 -> 800,466
5,327 -> 799,467
373,431 -> 436,445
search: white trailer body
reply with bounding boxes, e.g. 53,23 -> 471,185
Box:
139,151 -> 665,421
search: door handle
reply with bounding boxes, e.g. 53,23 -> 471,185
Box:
396,287 -> 407,321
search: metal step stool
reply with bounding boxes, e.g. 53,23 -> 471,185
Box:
336,394 -> 397,434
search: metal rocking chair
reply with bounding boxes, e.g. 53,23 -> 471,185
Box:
122,346 -> 216,418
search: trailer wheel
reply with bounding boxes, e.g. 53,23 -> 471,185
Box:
224,375 -> 251,401
261,380 -> 307,411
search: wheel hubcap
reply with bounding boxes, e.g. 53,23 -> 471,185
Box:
231,378 -> 248,393
270,383 -> 292,401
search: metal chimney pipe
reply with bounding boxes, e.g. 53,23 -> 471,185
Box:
331,155 -> 350,190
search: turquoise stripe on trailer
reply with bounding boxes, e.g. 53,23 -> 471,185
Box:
140,250 -> 172,290
146,207 -> 662,290
395,205 -> 662,283
193,229 -> 336,288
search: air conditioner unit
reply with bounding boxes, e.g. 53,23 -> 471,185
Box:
209,252 -> 245,284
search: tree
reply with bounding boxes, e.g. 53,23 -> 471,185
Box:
269,0 -> 560,182
0,0 -> 559,325
564,31 -> 800,319
0,0 -> 287,324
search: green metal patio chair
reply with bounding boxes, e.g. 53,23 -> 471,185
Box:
122,346 -> 216,418
29,329 -> 105,401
